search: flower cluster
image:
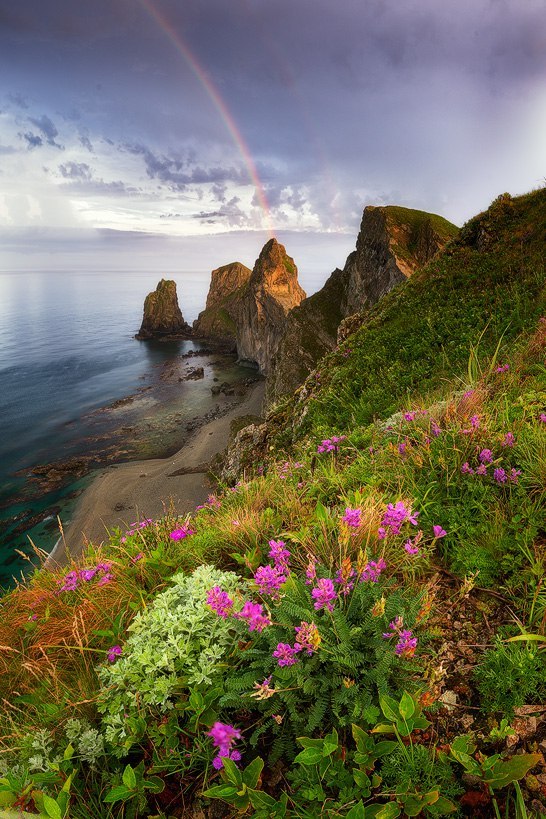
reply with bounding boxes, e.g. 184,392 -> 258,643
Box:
461,451 -> 521,484
294,621 -> 321,655
342,507 -> 362,528
316,435 -> 346,454
206,586 -> 234,618
273,643 -> 300,667
107,645 -> 122,663
57,562 -> 113,593
383,617 -> 418,658
278,461 -> 304,480
311,577 -> 337,611
121,518 -> 153,543
170,524 -> 195,541
196,494 -> 221,511
360,557 -> 387,582
378,501 -> 419,539
236,601 -> 271,632
253,540 -> 291,599
251,675 -> 276,700
208,722 -> 242,770
495,363 -> 510,373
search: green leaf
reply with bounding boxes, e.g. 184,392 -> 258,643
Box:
345,801 -> 367,818
322,728 -> 339,756
371,803 -> 402,818
42,794 -> 62,819
294,746 -> 324,765
103,785 -> 134,804
122,764 -> 137,790
373,740 -> 397,758
222,756 -> 243,786
143,775 -> 165,794
399,692 -> 415,720
62,744 -> 74,761
379,695 -> 399,722
249,790 -> 278,809
352,769 -> 371,794
433,795 -> 458,814
371,723 -> 396,734
352,724 -> 369,751
507,633 -> 546,642
451,735 -> 476,755
242,756 -> 264,790
485,753 -> 542,790
297,736 -> 326,748
202,784 -> 239,800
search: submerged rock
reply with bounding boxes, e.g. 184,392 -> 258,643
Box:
236,238 -> 306,375
136,279 -> 192,339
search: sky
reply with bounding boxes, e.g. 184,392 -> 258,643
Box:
0,0 -> 544,291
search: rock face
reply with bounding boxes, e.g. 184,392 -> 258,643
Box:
236,238 -> 306,375
267,206 -> 458,404
136,279 -> 192,339
193,261 -> 252,345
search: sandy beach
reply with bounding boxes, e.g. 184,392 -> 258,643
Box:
47,381 -> 264,567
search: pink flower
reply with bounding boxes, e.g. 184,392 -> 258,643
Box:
502,432 -> 515,447
461,462 -> 474,475
305,555 -> 317,585
97,573 -> 113,586
360,558 -> 386,582
404,540 -> 420,556
236,601 -> 271,632
432,525 -> 447,539
208,722 -> 242,769
495,364 -> 509,373
206,586 -> 234,618
478,449 -> 493,464
130,552 -> 144,564
311,578 -> 337,611
107,645 -> 122,663
268,540 -> 290,570
272,642 -> 300,667
170,525 -> 195,540
342,507 -> 362,528
404,411 -> 416,421
493,467 -> 507,484
254,564 -> 288,597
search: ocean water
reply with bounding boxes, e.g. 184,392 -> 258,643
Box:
0,269 -> 251,585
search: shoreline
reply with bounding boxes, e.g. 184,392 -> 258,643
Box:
46,380 -> 264,568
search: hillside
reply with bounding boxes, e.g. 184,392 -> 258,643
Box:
0,188 -> 544,818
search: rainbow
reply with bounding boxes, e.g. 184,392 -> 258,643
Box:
137,0 -> 274,237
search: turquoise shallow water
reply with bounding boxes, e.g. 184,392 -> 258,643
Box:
0,270 -> 249,585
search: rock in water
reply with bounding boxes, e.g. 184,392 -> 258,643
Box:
193,261 -> 252,345
136,279 -> 192,339
236,238 -> 306,375
267,206 -> 458,404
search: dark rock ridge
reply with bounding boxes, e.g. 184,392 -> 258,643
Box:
193,261 -> 252,346
236,238 -> 306,375
267,206 -> 458,404
136,279 -> 192,339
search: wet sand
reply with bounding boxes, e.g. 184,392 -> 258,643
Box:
47,381 -> 264,567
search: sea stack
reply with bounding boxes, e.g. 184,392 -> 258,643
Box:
267,206 -> 458,403
193,261 -> 252,346
136,279 -> 192,339
236,238 -> 306,375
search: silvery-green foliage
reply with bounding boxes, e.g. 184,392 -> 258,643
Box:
98,564 -> 244,746
64,718 -> 105,766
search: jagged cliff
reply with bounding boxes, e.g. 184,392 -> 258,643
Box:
136,279 -> 192,339
267,206 -> 458,403
193,261 -> 252,346
236,238 -> 306,375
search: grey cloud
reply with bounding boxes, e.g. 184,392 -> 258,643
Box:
28,114 -> 63,148
123,142 -> 248,190
7,92 -> 28,109
192,196 -> 247,227
79,133 -> 94,152
19,131 -> 43,148
58,161 -> 92,180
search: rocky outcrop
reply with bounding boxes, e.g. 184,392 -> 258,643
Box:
236,238 -> 306,375
193,262 -> 252,346
136,279 -> 192,339
267,206 -> 458,404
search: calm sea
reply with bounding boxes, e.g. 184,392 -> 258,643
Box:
0,270 -> 251,585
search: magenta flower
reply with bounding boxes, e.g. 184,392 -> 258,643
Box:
502,432 -> 515,447
403,411 -> 416,421
208,722 -> 242,769
317,435 -> 346,453
237,601 -> 271,632
268,539 -> 290,570
294,621 -> 320,655
79,568 -> 97,582
272,642 -> 300,667
493,467 -> 507,484
432,525 -> 447,539
305,555 -> 317,585
478,449 -> 493,464
540,414 -> 546,424
254,564 -> 288,597
461,462 -> 474,475
404,540 -> 420,556
395,629 -> 418,658
398,440 -> 408,455
495,364 -> 509,373
130,552 -> 144,564
379,501 -> 419,537
311,578 -> 337,612
475,463 -> 488,476
431,421 -> 442,438
509,468 -> 522,484
58,570 -> 79,592
170,525 -> 195,541
470,415 -> 480,429
97,572 -> 113,586
342,507 -> 362,528
206,586 -> 234,618
360,558 -> 386,582
107,645 -> 122,663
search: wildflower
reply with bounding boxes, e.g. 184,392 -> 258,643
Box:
502,432 -> 515,448
97,573 -> 113,586
398,440 -> 408,455
268,539 -> 290,571
237,601 -> 271,632
251,676 -> 276,700
509,468 -> 522,484
431,421 -> 442,437
107,645 -> 122,663
479,449 -> 493,464
58,570 -> 79,592
432,525 -> 447,539
395,630 -> 418,658
130,552 -> 144,564
208,722 -> 242,770
272,642 -> 300,667
360,558 -> 386,582
206,586 -> 234,618
461,462 -> 474,475
311,578 -> 337,612
294,621 -> 321,655
540,414 -> 546,424
493,467 -> 507,484
305,555 -> 317,585
79,568 -> 97,582
254,564 -> 288,597
495,364 -> 509,373
342,507 -> 362,528
379,501 -> 419,537
404,540 -> 420,556
335,557 -> 356,595
170,525 -> 195,540
475,463 -> 488,476
470,415 -> 480,429
96,562 -> 112,572
403,411 -> 416,421
316,435 -> 346,453
383,616 -> 403,639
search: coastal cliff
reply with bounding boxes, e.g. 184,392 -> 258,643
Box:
235,238 -> 306,375
136,278 -> 192,339
193,261 -> 252,346
267,206 -> 458,403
